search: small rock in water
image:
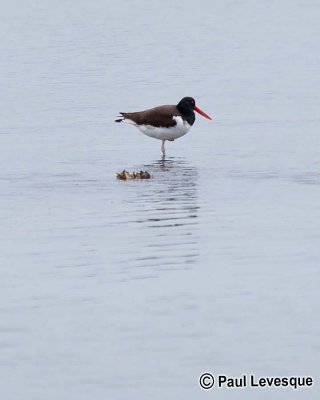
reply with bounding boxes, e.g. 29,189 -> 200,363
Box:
116,170 -> 151,180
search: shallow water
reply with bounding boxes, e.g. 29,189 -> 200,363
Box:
1,1 -> 320,399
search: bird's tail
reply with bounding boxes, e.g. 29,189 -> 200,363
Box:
115,112 -> 137,125
115,113 -> 125,123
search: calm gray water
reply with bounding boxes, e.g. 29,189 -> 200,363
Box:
1,1 -> 320,399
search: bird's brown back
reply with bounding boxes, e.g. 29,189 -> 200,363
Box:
120,105 -> 181,127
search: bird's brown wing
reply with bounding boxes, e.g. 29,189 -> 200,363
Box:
120,105 -> 181,127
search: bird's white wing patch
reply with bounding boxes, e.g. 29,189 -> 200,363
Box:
122,118 -> 137,126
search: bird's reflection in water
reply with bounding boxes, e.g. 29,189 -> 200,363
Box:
118,156 -> 199,276
141,157 -> 198,225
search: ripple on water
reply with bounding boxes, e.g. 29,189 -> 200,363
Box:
112,157 -> 200,279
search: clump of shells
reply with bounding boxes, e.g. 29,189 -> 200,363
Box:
116,170 -> 151,180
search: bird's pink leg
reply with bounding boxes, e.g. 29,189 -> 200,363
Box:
161,140 -> 166,156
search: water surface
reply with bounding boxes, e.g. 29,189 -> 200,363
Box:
0,1 -> 320,399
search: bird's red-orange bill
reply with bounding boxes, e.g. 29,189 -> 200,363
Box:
194,105 -> 212,120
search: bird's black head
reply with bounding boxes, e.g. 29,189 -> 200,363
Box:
177,96 -> 212,123
177,97 -> 196,114
176,97 -> 196,125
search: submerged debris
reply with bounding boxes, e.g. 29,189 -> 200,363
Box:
116,170 -> 151,180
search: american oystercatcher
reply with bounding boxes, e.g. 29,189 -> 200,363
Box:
115,97 -> 212,156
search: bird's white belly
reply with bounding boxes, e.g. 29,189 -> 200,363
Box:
136,116 -> 191,140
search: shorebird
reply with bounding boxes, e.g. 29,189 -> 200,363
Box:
115,97 -> 212,156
